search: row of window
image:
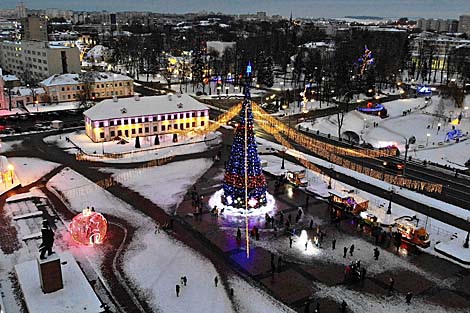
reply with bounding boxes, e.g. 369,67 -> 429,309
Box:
100,112 -> 205,127
99,121 -> 205,138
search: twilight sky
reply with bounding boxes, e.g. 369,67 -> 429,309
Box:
1,0 -> 469,19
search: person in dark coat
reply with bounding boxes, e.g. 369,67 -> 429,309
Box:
374,247 -> 380,260
343,247 -> 348,258
176,284 -> 180,297
405,292 -> 413,304
289,237 -> 293,248
39,220 -> 54,260
214,276 -> 218,287
340,300 -> 348,313
388,277 -> 395,296
349,244 -> 355,256
236,227 -> 241,242
332,239 -> 336,250
182,276 -> 187,286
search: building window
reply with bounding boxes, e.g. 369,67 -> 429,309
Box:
180,114 -> 184,119
192,122 -> 196,127
100,132 -> 104,139
131,118 -> 135,124
110,130 -> 115,137
145,127 -> 149,133
137,118 -> 141,123
200,111 -> 205,117
117,120 -> 122,125
118,130 -> 122,136
153,126 -> 158,132
186,113 -> 190,118
201,121 -> 205,126
132,129 -> 136,135
110,120 -> 115,126
180,124 -> 184,129
99,122 -> 104,128
168,125 -> 172,130
161,115 -> 166,121
161,125 -> 166,131
138,128 -> 143,134
124,120 -> 129,125
186,123 -> 189,128
144,117 -> 149,122
62,87 -> 65,91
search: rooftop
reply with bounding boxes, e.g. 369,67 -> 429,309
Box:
40,72 -> 132,87
84,94 -> 208,121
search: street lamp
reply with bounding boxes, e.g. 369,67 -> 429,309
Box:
464,217 -> 470,248
402,136 -> 415,177
387,189 -> 393,214
281,147 -> 286,169
426,133 -> 431,146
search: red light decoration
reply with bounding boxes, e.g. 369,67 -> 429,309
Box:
69,209 -> 108,245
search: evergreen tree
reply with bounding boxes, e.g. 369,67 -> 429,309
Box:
135,136 -> 141,148
257,52 -> 274,87
222,65 -> 267,209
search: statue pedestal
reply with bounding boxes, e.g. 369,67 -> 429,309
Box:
37,255 -> 63,293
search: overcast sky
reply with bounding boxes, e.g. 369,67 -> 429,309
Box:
1,0 -> 469,19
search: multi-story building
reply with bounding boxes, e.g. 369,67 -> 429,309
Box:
83,93 -> 209,142
417,18 -> 459,33
0,40 -> 80,81
23,15 -> 47,41
40,72 -> 133,103
458,14 -> 470,36
3,86 -> 48,109
410,32 -> 470,69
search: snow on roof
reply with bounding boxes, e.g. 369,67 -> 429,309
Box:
84,94 -> 208,121
11,87 -> 46,97
1,74 -> 19,81
40,72 -> 132,87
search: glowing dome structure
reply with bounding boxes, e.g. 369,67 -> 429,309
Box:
69,208 -> 108,245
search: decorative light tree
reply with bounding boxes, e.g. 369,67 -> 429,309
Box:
69,208 -> 108,246
222,63 -> 267,209
358,46 -> 375,75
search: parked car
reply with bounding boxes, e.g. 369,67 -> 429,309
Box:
382,160 -> 405,171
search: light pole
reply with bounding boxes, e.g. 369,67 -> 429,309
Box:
426,133 -> 431,146
437,123 -> 441,135
464,217 -> 470,248
281,147 -> 286,170
387,190 -> 393,214
402,136 -> 415,177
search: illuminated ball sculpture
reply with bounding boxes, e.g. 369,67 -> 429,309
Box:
69,208 -> 108,245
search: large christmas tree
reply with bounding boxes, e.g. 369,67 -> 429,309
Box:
222,65 -> 267,209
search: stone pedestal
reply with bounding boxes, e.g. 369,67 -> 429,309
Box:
37,255 -> 63,293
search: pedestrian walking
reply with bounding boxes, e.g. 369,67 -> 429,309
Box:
388,277 -> 395,296
236,227 -> 241,242
182,276 -> 187,286
289,236 -> 293,248
214,276 -> 218,287
340,300 -> 348,313
405,292 -> 413,305
230,288 -> 234,298
176,284 -> 180,297
309,219 -> 313,229
343,247 -> 348,258
374,247 -> 380,260
332,239 -> 336,250
349,244 -> 355,256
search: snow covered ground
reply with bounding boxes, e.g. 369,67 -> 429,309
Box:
25,101 -> 80,113
47,167 -> 291,313
44,130 -> 222,164
9,157 -> 59,186
299,96 -> 470,168
101,158 -> 213,214
0,139 -> 23,153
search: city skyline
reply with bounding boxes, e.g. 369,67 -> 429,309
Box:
1,0 -> 469,19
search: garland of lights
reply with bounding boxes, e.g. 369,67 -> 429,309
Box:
252,103 -> 443,194
358,45 -> 375,75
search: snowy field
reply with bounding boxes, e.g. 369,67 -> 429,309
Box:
0,139 -> 23,153
300,96 -> 470,168
9,157 -> 60,186
46,167 -> 291,313
44,130 -> 222,163
25,101 -> 80,113
101,158 -> 213,213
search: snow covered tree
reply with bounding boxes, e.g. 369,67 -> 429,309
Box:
222,65 -> 267,209
257,52 -> 274,87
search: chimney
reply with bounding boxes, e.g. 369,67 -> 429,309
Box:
134,95 -> 140,101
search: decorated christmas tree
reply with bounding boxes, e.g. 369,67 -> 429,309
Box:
222,64 -> 267,209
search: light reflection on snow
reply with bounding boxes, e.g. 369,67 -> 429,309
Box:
209,189 -> 276,218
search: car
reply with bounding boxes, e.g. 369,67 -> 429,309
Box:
382,160 -> 405,171
227,120 -> 239,128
